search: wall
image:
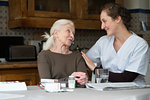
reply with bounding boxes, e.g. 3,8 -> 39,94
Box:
123,0 -> 150,44
0,1 -> 105,53
0,1 -> 150,54
124,0 -> 150,9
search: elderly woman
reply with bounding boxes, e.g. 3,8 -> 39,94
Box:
38,19 -> 88,86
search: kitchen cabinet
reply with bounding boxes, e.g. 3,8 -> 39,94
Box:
81,0 -> 123,20
0,61 -> 40,86
8,0 -> 123,30
0,61 -> 93,85
28,0 -> 76,19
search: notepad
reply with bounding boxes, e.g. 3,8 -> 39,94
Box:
0,82 -> 27,91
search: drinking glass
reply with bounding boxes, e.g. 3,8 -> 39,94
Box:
95,68 -> 109,83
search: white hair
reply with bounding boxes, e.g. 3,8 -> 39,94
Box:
42,19 -> 74,50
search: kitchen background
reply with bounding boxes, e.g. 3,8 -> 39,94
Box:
0,0 -> 150,85
0,0 -> 150,53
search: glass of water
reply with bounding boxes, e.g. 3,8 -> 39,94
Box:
95,68 -> 109,83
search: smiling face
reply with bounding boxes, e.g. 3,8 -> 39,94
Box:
55,24 -> 75,47
100,10 -> 118,36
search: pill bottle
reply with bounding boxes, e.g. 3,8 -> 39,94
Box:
68,76 -> 75,88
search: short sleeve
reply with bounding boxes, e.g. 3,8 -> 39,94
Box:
86,38 -> 102,65
126,40 -> 149,76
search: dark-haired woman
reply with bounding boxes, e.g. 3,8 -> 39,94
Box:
82,3 -> 149,84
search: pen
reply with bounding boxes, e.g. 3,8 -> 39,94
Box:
37,83 -> 44,90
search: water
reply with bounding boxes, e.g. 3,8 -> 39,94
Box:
101,74 -> 108,83
96,78 -> 102,83
96,74 -> 108,83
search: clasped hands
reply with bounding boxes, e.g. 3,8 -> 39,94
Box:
71,72 -> 88,85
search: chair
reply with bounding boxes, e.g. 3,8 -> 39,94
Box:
145,64 -> 150,84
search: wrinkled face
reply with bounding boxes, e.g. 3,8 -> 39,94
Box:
100,10 -> 118,36
55,24 -> 75,47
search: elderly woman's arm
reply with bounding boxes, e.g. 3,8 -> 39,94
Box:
71,52 -> 88,85
37,52 -> 52,79
37,51 -> 72,81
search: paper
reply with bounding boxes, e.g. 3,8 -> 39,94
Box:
0,93 -> 24,100
86,82 -> 139,91
0,82 -> 27,91
45,83 -> 61,92
40,79 -> 67,88
44,83 -> 74,92
41,79 -> 58,83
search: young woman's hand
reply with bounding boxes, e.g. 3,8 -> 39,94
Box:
81,52 -> 96,71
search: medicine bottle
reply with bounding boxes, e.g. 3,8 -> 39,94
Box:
68,76 -> 75,88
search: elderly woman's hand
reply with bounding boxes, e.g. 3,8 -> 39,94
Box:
71,72 -> 88,85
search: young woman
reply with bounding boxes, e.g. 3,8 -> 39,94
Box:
82,3 -> 149,84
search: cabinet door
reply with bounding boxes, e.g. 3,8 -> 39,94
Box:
80,0 -> 122,20
0,69 -> 40,86
28,0 -> 76,18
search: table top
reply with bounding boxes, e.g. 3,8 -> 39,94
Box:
0,61 -> 37,69
1,86 -> 150,100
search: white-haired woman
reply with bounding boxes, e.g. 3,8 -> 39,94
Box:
38,19 -> 88,86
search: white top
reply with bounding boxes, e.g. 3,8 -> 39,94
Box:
87,33 -> 149,84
